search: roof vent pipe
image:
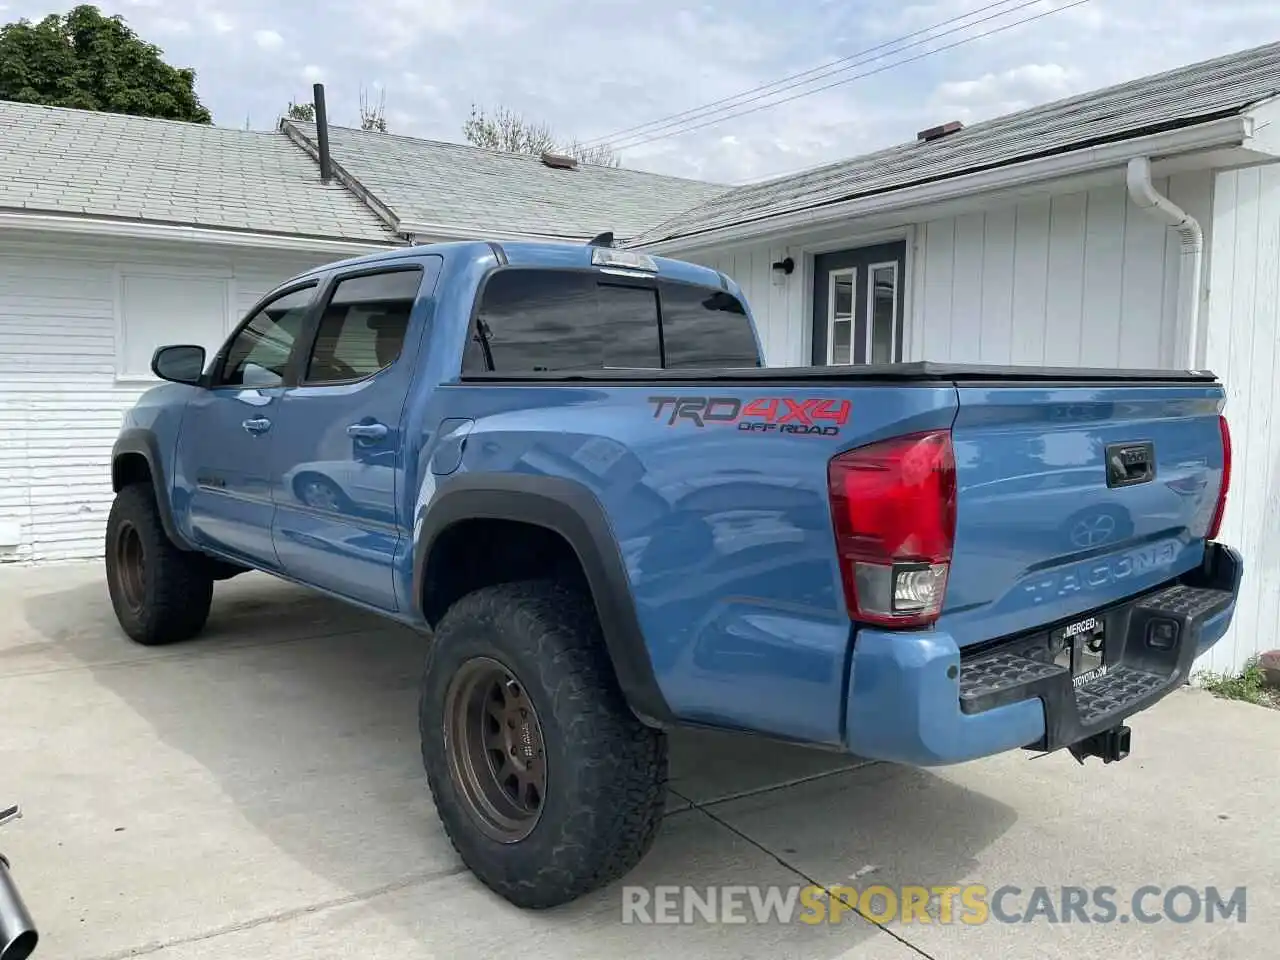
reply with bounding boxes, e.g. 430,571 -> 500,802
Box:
1126,157 -> 1203,368
313,82 -> 333,183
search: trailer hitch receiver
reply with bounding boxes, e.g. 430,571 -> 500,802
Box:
1068,724 -> 1131,764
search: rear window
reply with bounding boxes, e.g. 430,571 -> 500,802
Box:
660,280 -> 759,369
463,268 -> 759,373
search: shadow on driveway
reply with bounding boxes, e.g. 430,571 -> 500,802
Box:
20,572 -> 1019,959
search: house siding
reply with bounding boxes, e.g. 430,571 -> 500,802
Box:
912,172 -> 1213,368
691,173 -> 1213,370
1199,163 -> 1280,676
0,231 -> 328,562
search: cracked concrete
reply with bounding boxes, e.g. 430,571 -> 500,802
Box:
1,562 -> 1276,959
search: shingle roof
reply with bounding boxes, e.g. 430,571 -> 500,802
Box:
632,40 -> 1280,247
285,121 -> 729,242
0,100 -> 399,243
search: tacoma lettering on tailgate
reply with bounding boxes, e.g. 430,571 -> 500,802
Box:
648,396 -> 851,436
1019,539 -> 1181,604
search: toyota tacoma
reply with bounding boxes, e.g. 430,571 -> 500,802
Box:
105,239 -> 1240,908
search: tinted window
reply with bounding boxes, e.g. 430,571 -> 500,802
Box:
219,284 -> 316,387
468,270 -> 661,373
659,280 -> 759,369
306,268 -> 422,383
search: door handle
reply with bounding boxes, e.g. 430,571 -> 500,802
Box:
242,417 -> 272,434
347,422 -> 388,441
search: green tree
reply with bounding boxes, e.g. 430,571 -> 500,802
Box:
285,99 -> 315,121
463,103 -> 620,167
0,4 -> 211,123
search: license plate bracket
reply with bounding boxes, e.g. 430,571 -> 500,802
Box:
1051,614 -> 1108,688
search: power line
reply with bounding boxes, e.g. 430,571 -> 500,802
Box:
606,0 -> 1089,152
578,0 -> 1029,148
605,0 -> 1093,153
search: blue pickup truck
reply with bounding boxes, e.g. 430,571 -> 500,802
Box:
106,239 -> 1240,908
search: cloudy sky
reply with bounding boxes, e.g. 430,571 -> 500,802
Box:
4,0 -> 1279,183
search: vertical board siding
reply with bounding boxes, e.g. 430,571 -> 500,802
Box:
949,213 -> 987,363
1201,165 -> 1280,676
913,172 -> 1212,368
978,207 -> 1016,365
1079,184 -> 1127,367
684,172 -> 1213,374
1043,191 -> 1089,364
1009,197 -> 1051,364
920,218 -> 956,362
0,233 -> 327,562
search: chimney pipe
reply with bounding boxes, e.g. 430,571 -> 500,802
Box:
313,82 -> 333,183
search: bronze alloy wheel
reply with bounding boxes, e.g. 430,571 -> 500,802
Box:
114,521 -> 147,614
443,657 -> 547,843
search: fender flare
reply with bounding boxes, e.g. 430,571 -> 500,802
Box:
111,429 -> 194,551
413,473 -> 673,727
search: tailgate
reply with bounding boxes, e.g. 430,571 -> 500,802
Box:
940,382 -> 1228,647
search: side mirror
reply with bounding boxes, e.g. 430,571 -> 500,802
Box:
151,345 -> 206,385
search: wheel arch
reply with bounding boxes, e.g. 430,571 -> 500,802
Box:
111,429 -> 194,551
414,473 -> 673,727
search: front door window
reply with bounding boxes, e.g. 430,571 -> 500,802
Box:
812,241 -> 906,365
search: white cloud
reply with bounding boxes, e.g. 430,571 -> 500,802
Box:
149,16 -> 191,34
205,12 -> 234,34
253,29 -> 283,51
931,62 -> 1084,122
937,63 -> 1079,103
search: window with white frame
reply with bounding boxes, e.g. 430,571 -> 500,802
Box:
827,268 -> 856,364
866,262 -> 899,365
116,271 -> 231,380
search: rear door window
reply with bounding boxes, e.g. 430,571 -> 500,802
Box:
304,268 -> 422,384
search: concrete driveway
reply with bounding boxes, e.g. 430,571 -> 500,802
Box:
1,563 -> 1276,960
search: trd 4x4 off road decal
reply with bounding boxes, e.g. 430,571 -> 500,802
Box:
647,396 -> 850,436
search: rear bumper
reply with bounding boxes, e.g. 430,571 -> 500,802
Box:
843,542 -> 1242,766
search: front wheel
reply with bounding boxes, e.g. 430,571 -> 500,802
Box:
420,581 -> 668,908
104,483 -> 213,645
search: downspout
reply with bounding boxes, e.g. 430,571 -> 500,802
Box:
1126,157 -> 1204,368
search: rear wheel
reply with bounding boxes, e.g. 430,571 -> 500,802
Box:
420,580 -> 668,908
105,484 -> 213,645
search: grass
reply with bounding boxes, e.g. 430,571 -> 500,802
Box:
1194,656 -> 1279,707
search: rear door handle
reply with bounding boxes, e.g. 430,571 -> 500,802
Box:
347,422 -> 388,440
242,417 -> 272,434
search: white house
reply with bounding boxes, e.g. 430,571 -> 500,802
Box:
634,41 -> 1280,675
0,99 -> 722,567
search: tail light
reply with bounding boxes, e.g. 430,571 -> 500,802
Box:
827,430 -> 957,628
1207,414 -> 1231,540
